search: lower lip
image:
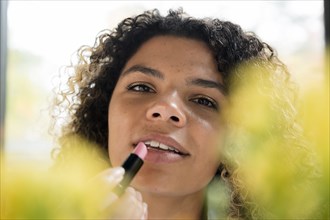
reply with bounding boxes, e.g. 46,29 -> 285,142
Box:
144,148 -> 187,163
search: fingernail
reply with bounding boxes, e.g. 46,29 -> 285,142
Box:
110,167 -> 125,176
104,167 -> 124,183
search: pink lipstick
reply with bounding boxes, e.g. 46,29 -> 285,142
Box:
113,142 -> 148,196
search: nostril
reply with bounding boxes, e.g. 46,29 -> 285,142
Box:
151,112 -> 180,122
170,116 -> 179,122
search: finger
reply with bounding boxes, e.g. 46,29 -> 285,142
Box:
102,167 -> 125,189
89,167 -> 125,190
141,202 -> 148,220
122,187 -> 145,218
85,167 -> 125,213
105,187 -> 145,219
98,192 -> 118,212
99,187 -> 137,215
126,187 -> 142,201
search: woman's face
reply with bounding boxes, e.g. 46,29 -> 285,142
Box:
108,36 -> 226,197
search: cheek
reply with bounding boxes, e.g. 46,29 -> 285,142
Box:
191,120 -> 223,182
193,115 -> 223,155
195,142 -> 220,179
107,100 -> 129,167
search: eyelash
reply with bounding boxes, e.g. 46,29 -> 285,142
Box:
127,82 -> 155,93
127,82 -> 218,110
190,96 -> 218,110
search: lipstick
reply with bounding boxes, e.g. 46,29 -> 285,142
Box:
113,142 -> 148,196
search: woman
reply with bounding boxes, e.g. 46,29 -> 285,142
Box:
51,9 -> 302,219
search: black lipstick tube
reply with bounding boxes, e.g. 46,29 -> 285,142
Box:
113,153 -> 144,196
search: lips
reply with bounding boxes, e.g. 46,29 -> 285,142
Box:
144,140 -> 185,155
133,134 -> 190,156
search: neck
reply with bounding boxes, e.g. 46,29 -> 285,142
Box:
142,190 -> 206,220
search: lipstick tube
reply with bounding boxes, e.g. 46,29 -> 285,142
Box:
113,142 -> 147,196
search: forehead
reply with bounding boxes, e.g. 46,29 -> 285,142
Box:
123,35 -> 223,83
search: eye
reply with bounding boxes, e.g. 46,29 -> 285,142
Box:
127,82 -> 156,93
191,96 -> 218,110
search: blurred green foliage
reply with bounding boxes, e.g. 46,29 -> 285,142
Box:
1,51 -> 329,219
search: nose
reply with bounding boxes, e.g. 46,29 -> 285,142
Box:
146,99 -> 187,127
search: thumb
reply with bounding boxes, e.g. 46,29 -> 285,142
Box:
88,166 -> 125,191
102,167 -> 125,190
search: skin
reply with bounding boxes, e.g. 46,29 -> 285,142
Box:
108,35 -> 226,219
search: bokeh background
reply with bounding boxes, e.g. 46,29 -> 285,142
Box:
0,1 -> 329,219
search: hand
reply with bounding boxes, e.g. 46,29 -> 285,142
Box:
87,167 -> 148,219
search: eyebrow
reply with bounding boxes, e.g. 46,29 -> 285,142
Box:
121,65 -> 164,79
188,78 -> 227,95
122,64 -> 227,95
